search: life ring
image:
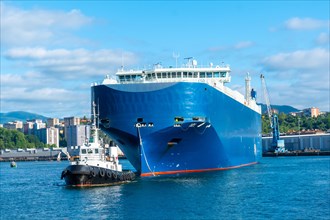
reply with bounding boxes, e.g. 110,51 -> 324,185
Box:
99,168 -> 105,177
106,170 -> 112,178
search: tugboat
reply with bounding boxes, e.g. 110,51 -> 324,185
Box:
61,102 -> 136,187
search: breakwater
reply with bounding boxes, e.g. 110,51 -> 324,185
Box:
0,148 -> 68,162
0,147 -> 126,162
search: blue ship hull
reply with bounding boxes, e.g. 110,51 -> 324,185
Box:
92,82 -> 261,176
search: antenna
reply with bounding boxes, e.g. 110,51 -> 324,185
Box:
121,52 -> 124,68
184,57 -> 193,67
173,52 -> 180,68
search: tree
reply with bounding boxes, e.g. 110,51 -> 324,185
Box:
261,112 -> 330,135
0,128 -> 47,150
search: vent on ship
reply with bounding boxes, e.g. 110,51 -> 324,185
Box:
174,117 -> 184,122
168,138 -> 182,147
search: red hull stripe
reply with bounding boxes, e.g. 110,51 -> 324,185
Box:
140,162 -> 258,177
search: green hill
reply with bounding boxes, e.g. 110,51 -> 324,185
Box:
0,111 -> 49,124
259,104 -> 300,114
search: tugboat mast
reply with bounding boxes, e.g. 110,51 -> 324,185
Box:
90,101 -> 99,145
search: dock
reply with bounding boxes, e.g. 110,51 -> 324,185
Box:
262,133 -> 330,156
0,148 -> 68,162
263,151 -> 330,157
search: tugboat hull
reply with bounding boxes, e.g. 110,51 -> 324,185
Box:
61,165 -> 135,187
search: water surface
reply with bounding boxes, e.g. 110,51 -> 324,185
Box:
1,157 -> 329,219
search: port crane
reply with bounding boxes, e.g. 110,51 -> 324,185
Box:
260,74 -> 286,153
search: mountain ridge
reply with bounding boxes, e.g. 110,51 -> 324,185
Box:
0,111 -> 49,124
1,104 -> 301,124
259,104 -> 300,114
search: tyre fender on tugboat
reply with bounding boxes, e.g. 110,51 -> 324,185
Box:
112,171 -> 118,180
106,170 -> 112,178
99,168 -> 105,177
90,167 -> 97,177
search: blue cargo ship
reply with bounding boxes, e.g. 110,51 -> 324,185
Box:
92,59 -> 262,176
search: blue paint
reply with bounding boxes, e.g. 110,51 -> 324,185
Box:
93,82 -> 262,175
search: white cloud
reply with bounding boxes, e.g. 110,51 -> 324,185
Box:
234,41 -> 254,49
4,47 -> 138,78
262,48 -> 329,70
1,3 -> 93,47
316,32 -> 330,44
0,71 -> 91,117
284,17 -> 329,30
260,48 -> 330,111
0,3 -> 140,117
1,46 -> 138,117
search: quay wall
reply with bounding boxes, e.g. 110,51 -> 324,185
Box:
0,148 -> 68,161
262,133 -> 330,152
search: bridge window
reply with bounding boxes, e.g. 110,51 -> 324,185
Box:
125,75 -> 131,81
171,72 -> 177,78
136,75 -> 142,81
200,72 -> 206,78
220,72 -> 227,77
188,72 -> 193,78
157,73 -> 161,78
207,72 -> 212,78
183,72 -> 187,78
193,72 -> 198,78
214,72 -> 220,78
162,72 -> 167,78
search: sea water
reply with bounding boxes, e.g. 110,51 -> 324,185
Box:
0,156 -> 329,220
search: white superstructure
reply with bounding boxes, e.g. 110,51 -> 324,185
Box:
68,102 -> 122,172
100,59 -> 261,114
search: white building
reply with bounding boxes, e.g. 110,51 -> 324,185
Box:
47,118 -> 60,127
66,125 -> 90,147
3,121 -> 23,130
35,127 -> 60,147
23,122 -> 34,135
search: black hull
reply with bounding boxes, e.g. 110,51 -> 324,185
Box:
61,165 -> 136,187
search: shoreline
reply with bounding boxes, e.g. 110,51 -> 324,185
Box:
1,153 -> 329,162
262,151 -> 330,157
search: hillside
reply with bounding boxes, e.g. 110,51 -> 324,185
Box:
0,111 -> 49,124
0,105 -> 300,124
259,104 -> 300,114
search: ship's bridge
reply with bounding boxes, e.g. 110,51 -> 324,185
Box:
109,62 -> 231,85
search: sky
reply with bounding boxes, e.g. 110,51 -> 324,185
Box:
1,1 -> 329,118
